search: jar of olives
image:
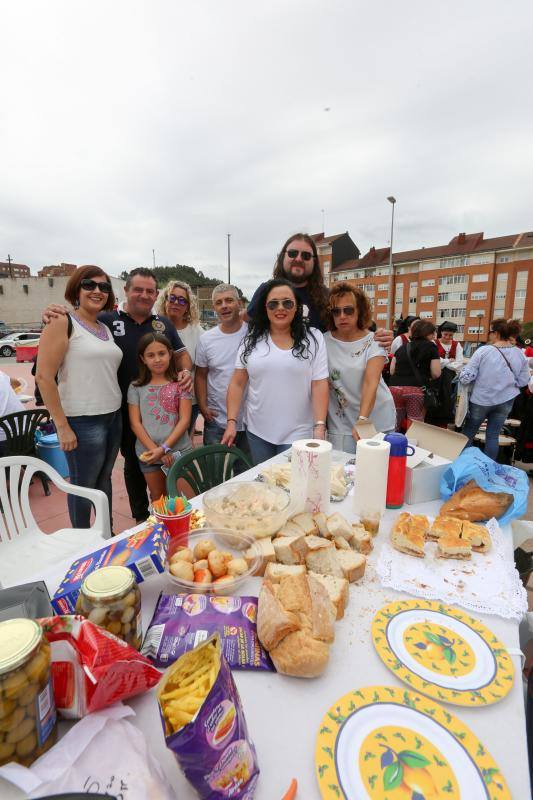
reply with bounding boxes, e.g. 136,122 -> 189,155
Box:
0,619 -> 57,767
76,566 -> 142,650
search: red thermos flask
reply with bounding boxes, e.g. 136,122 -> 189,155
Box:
384,433 -> 415,509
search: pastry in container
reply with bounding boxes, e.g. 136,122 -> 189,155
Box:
0,618 -> 57,766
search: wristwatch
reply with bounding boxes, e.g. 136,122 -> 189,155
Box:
161,444 -> 172,454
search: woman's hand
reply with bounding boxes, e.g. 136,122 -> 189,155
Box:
56,423 -> 77,451
312,424 -> 326,440
177,369 -> 193,393
221,420 -> 237,446
351,424 -> 361,443
374,328 -> 394,350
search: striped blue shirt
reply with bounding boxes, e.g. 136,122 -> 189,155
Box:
459,344 -> 530,405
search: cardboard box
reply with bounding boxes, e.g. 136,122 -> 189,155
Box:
0,581 -> 53,622
52,523 -> 169,614
404,421 -> 467,505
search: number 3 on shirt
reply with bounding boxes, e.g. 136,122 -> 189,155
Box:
113,320 -> 126,337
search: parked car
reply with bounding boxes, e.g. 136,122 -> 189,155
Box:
0,331 -> 41,357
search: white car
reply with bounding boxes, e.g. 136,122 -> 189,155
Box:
0,331 -> 41,357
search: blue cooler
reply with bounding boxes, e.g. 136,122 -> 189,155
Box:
35,431 -> 69,478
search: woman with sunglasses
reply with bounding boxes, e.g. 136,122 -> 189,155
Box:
155,280 -> 203,434
325,282 -> 395,452
222,278 -> 329,464
37,266 -> 123,529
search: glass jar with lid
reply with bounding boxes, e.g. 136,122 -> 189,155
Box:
75,566 -> 142,650
0,618 -> 57,766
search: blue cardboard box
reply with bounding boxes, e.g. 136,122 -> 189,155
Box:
52,523 -> 169,614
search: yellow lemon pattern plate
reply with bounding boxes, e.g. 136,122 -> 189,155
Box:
371,599 -> 514,706
315,685 -> 511,799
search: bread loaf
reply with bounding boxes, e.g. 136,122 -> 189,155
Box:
257,573 -> 335,678
440,480 -> 513,522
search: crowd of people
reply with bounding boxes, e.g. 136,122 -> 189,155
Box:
0,231 -> 528,531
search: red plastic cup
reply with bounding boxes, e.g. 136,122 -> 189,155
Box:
152,508 -> 192,555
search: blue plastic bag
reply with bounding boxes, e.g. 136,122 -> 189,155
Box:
440,446 -> 529,526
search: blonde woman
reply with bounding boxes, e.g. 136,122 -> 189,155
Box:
156,280 -> 203,433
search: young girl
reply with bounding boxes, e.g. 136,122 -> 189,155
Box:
128,333 -> 193,500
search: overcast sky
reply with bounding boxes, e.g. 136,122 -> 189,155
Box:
2,0 -> 533,298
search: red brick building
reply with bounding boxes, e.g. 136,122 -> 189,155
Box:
38,263 -> 77,278
327,230 -> 533,342
0,261 -> 30,278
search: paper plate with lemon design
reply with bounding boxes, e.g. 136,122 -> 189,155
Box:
315,685 -> 510,799
371,599 -> 514,707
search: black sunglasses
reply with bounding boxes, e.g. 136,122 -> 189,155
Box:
168,294 -> 188,305
331,305 -> 356,317
80,278 -> 112,293
266,299 -> 296,311
286,249 -> 314,261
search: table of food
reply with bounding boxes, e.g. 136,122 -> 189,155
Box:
0,446 -> 530,800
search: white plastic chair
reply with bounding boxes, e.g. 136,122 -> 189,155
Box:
0,455 -> 111,588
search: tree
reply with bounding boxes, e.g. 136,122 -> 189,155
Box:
120,264 -> 247,300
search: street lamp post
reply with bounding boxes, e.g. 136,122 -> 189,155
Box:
476,312 -> 483,349
227,234 -> 231,284
386,196 -> 396,330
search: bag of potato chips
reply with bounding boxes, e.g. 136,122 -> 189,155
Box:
157,634 -> 259,799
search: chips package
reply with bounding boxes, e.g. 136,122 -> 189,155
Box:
39,616 -> 162,718
157,635 -> 259,799
142,593 -> 273,671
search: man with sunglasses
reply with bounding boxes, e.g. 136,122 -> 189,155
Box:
246,232 -> 394,349
42,267 -> 192,523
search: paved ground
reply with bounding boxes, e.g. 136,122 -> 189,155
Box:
1,359 -> 532,532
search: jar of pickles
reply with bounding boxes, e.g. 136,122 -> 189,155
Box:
0,619 -> 57,767
76,566 -> 142,650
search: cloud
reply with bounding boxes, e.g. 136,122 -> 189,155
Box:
1,0 -> 532,300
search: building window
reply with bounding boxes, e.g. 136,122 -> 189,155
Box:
48,277 -> 54,287
421,295 -> 434,303
469,309 -> 484,317
420,311 -> 433,318
409,297 -> 417,304
438,293 -> 448,302
468,326 -> 484,334
376,313 -> 387,320
497,255 -> 511,263
515,289 -> 526,299
421,279 -> 435,287
378,283 -> 388,291
470,253 -> 493,265
493,308 -> 505,317
439,274 -> 468,286
377,299 -> 388,306
516,270 -> 529,290
472,273 -> 489,283
441,256 -> 470,268
456,325 -> 465,334
0,285 -> 3,295
323,261 -> 330,270
410,282 -> 418,289
23,284 -> 29,294
471,292 -> 487,300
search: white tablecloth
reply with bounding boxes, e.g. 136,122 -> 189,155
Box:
2,452 -> 530,799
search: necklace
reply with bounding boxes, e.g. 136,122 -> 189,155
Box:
71,312 -> 109,341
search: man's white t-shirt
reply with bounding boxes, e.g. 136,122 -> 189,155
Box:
195,323 -> 248,429
235,328 -> 329,444
0,371 -> 23,442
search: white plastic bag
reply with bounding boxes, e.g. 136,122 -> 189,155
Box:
0,704 -> 174,800
454,380 -> 471,427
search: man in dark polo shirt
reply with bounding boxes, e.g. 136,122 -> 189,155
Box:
43,267 -> 192,523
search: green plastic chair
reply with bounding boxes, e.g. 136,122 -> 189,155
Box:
165,445 -> 252,497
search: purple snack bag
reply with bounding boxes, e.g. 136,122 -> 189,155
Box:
157,634 -> 259,799
142,593 -> 274,671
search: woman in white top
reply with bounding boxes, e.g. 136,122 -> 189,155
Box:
155,280 -> 203,435
325,282 -> 396,452
37,266 -> 123,528
222,279 -> 329,465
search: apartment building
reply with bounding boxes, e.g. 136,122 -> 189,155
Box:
327,230 -> 533,342
0,261 -> 30,278
312,232 -> 360,284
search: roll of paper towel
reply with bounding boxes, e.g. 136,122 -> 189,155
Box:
290,439 -> 332,514
353,438 -> 391,515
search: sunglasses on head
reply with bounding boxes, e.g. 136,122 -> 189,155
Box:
286,249 -> 314,261
266,299 -> 296,311
168,294 -> 189,305
331,305 -> 355,317
80,278 -> 112,293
